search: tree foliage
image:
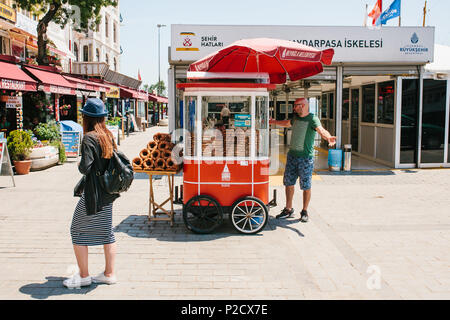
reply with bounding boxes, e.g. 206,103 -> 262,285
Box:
147,81 -> 167,96
14,0 -> 118,65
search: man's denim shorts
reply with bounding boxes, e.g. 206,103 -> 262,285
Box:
283,153 -> 315,191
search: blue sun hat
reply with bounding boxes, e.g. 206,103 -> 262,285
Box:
80,98 -> 108,118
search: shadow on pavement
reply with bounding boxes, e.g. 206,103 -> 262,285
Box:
268,217 -> 305,238
114,213 -> 305,242
19,277 -> 101,300
316,170 -> 396,176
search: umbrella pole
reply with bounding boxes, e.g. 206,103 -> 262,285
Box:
285,90 -> 289,120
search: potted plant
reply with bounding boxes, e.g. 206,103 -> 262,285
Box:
7,130 -> 34,175
34,120 -> 61,144
31,121 -> 65,168
60,104 -> 71,116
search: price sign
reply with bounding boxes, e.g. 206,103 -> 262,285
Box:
61,131 -> 81,158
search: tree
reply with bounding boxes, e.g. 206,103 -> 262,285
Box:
14,0 -> 118,66
148,81 -> 166,96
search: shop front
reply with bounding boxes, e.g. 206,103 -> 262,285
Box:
0,59 -> 37,135
105,85 -> 120,117
168,24 -> 450,168
63,75 -> 103,123
23,65 -> 77,124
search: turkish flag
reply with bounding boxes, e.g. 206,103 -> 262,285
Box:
138,69 -> 142,81
368,0 -> 382,26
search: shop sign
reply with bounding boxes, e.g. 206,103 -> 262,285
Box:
1,79 -> 26,91
49,85 -> 74,95
106,86 -> 120,99
76,83 -> 87,90
0,3 -> 16,23
6,96 -> 22,109
171,25 -> 435,63
234,114 -> 251,128
61,131 -> 81,158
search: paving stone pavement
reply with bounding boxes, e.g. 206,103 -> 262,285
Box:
0,126 -> 449,300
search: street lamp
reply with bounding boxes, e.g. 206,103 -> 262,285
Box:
157,24 -> 166,96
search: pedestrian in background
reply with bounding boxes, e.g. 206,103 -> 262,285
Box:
270,98 -> 336,223
64,98 -> 120,289
221,104 -> 231,128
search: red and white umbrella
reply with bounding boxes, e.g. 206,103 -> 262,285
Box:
189,38 -> 335,84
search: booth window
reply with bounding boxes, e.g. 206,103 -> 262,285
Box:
421,79 -> 447,164
184,96 -> 197,157
256,96 -> 269,157
377,81 -> 395,125
400,79 -> 419,164
321,94 -> 328,119
201,96 -> 251,158
329,92 -> 334,120
362,84 -> 375,123
342,89 -> 350,121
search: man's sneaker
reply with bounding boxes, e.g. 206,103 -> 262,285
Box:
63,274 -> 91,289
276,208 -> 294,219
92,272 -> 117,285
300,210 -> 309,223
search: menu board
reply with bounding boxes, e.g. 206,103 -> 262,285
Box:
0,138 -> 16,187
107,125 -> 119,144
5,96 -> 22,109
61,131 -> 81,158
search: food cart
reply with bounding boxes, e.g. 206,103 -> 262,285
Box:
177,72 -> 277,235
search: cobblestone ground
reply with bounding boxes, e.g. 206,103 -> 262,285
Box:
0,126 -> 449,300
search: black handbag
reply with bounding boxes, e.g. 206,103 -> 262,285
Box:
98,150 -> 134,195
74,176 -> 85,197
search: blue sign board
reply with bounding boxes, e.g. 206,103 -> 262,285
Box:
62,131 -> 81,157
234,114 -> 251,128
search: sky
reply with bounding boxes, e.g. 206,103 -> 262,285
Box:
119,0 -> 450,92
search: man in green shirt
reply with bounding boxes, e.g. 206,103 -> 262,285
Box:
271,98 -> 336,222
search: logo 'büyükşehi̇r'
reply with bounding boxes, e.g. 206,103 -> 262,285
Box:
177,32 -> 199,51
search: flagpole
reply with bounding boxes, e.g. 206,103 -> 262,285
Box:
364,4 -> 368,27
423,0 -> 427,27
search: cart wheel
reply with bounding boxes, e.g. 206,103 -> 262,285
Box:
183,195 -> 223,234
230,197 -> 268,235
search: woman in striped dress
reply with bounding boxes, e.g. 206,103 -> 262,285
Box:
64,98 -> 120,289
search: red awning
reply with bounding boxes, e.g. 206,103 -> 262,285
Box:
0,61 -> 37,92
89,79 -> 113,93
24,66 -> 76,95
136,90 -> 148,102
149,93 -> 168,104
63,75 -> 98,92
119,86 -> 148,101
120,86 -> 134,99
